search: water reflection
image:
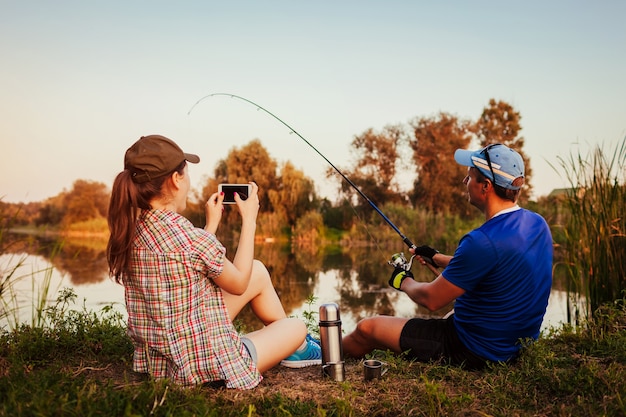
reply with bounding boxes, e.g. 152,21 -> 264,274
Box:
1,234 -> 575,333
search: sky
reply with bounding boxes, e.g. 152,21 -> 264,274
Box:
1,1 -> 625,204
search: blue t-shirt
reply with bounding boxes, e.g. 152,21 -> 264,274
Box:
442,208 -> 553,362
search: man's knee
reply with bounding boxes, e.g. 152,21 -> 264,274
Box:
354,317 -> 378,339
352,316 -> 406,353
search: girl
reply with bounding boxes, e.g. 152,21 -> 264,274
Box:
106,135 -> 320,389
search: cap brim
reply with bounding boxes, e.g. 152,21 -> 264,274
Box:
454,149 -> 475,167
185,153 -> 200,164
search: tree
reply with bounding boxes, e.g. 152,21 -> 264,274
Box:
0,200 -> 42,227
409,112 -> 474,217
319,198 -> 353,231
268,162 -> 317,226
329,125 -> 406,208
212,139 -> 279,212
61,180 -> 109,226
194,139 -> 318,236
474,99 -> 533,201
35,196 -> 65,226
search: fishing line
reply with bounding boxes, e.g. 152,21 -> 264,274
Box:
187,93 -> 431,265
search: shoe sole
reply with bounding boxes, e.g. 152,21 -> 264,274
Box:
280,359 -> 322,368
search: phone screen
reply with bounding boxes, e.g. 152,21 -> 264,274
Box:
219,184 -> 250,204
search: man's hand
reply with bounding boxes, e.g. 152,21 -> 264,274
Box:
412,245 -> 439,267
389,268 -> 414,291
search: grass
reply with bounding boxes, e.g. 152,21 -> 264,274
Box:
553,138 -> 626,322
1,139 -> 625,415
1,210 -> 61,330
0,240 -> 61,331
0,292 -> 625,416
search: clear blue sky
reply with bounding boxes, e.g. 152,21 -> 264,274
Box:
2,1 -> 625,203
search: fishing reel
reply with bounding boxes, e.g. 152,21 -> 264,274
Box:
387,252 -> 415,272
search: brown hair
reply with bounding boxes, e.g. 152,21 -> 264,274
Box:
473,167 -> 524,203
106,161 -> 186,283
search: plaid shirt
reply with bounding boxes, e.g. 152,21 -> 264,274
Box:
123,209 -> 261,389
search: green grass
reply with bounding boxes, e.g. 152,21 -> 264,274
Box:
1,139 -> 625,415
553,138 -> 626,322
1,294 -> 625,416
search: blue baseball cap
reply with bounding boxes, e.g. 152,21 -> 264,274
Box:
454,144 -> 525,190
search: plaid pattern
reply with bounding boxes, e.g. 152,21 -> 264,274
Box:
124,209 -> 262,389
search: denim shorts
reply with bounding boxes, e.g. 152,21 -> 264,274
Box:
399,315 -> 487,370
241,337 -> 258,365
202,337 -> 258,389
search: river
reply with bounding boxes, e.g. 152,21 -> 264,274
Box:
0,236 -> 576,333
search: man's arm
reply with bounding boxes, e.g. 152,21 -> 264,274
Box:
400,274 -> 464,312
431,253 -> 453,269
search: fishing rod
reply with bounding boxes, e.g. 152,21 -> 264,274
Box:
188,93 -> 439,274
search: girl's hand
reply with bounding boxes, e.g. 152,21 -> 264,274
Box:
204,191 -> 224,234
235,182 -> 259,224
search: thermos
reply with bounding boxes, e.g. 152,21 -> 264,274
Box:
319,303 -> 345,381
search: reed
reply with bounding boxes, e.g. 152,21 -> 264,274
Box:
1,204 -> 27,327
555,138 -> 626,322
0,253 -> 26,327
1,204 -> 62,330
29,246 -> 61,328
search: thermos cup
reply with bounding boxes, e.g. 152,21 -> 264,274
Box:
319,303 -> 345,381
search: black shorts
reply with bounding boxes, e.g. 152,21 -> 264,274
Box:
399,315 -> 487,370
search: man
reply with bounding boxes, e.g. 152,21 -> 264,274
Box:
342,144 -> 553,369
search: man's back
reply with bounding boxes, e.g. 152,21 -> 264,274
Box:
442,208 -> 553,362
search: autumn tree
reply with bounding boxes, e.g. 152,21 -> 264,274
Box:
474,99 -> 533,201
210,139 -> 279,212
36,195 -> 65,226
329,125 -> 406,209
195,139 -> 318,237
61,180 -> 109,226
268,161 -> 317,226
0,200 -> 42,227
33,180 -> 109,227
409,112 -> 474,217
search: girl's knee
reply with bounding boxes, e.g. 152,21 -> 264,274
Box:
291,317 -> 308,339
280,316 -> 306,335
247,260 -> 273,294
252,260 -> 271,282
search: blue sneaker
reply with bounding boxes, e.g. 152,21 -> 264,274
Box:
306,333 -> 320,346
280,334 -> 322,368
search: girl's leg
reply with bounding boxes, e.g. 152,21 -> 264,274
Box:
342,316 -> 409,358
245,318 -> 307,372
222,259 -> 308,371
222,259 -> 288,324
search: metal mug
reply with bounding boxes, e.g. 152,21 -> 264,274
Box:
363,359 -> 388,381
322,362 -> 345,382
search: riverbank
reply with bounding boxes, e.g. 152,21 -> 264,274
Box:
1,296 -> 624,416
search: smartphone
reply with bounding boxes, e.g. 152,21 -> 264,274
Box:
218,183 -> 251,204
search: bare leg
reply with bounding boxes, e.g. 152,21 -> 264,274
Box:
245,319 -> 306,372
222,260 -> 288,324
343,316 -> 409,358
221,259 -> 307,371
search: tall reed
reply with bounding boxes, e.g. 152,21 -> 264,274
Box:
0,204 -> 25,327
0,204 -> 61,330
0,253 -> 26,327
555,138 -> 626,322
